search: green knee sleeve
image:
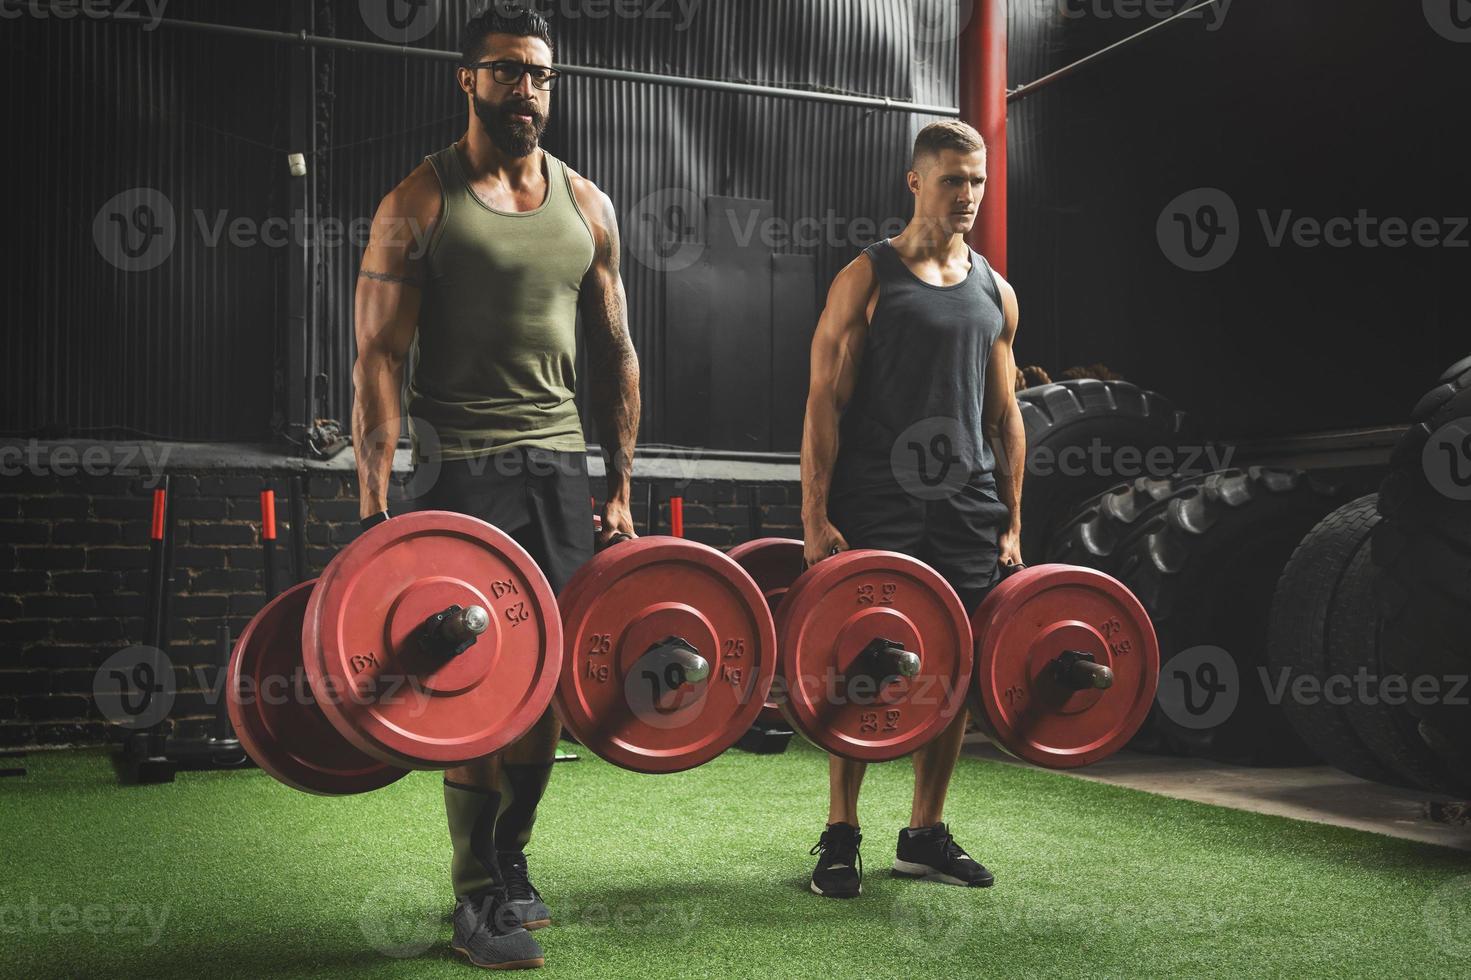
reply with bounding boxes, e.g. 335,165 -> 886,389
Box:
495,762 -> 554,855
444,780 -> 502,899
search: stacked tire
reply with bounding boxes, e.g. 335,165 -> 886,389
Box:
1370,357 -> 1471,791
1016,379 -> 1209,565
1265,356 -> 1471,792
1266,496 -> 1419,785
1052,468 -> 1345,764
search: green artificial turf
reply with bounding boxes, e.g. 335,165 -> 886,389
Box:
2,742 -> 1469,979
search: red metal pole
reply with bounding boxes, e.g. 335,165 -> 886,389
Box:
961,0 -> 1008,277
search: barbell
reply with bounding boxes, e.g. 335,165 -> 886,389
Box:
730,539 -> 1160,768
227,513 -> 1159,796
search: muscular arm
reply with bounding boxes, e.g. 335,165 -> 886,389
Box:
982,272 -> 1025,565
572,177 -> 640,537
352,164 -> 440,519
800,257 -> 877,564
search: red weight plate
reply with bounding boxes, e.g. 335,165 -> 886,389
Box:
970,564 -> 1159,769
304,512 -> 562,769
776,551 -> 973,762
728,538 -> 806,616
227,581 -> 408,795
556,537 -> 777,774
728,537 -> 805,721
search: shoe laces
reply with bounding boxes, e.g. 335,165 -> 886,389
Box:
810,826 -> 863,882
500,855 -> 539,904
466,887 -> 517,934
931,823 -> 968,863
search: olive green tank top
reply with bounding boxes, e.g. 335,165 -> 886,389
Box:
405,145 -> 596,462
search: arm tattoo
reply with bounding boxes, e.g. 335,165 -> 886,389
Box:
584,193 -> 641,493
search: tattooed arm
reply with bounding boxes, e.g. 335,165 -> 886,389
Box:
571,173 -> 641,541
352,162 -> 441,520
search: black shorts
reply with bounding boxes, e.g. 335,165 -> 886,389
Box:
403,447 -> 595,597
828,478 -> 1009,616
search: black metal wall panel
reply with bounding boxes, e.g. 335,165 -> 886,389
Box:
318,0 -> 960,452
9,0 -> 958,448
5,1 -> 292,441
1006,0 -> 1468,439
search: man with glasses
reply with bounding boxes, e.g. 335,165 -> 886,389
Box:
352,6 -> 639,970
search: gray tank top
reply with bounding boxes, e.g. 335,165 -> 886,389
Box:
832,238 -> 1006,494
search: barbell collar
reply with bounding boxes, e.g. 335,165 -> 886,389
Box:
417,604 -> 490,661
854,638 -> 922,686
1054,650 -> 1114,691
645,635 -> 711,687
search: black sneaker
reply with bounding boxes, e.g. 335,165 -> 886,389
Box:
451,889 -> 545,970
499,852 -> 552,931
809,822 -> 863,898
893,823 -> 995,888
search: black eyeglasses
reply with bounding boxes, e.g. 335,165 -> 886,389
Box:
464,60 -> 561,91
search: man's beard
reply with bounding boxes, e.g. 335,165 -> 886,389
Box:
474,94 -> 548,158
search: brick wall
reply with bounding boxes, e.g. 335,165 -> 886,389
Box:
0,470 -> 801,750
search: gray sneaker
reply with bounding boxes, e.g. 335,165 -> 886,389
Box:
499,853 -> 552,930
451,890 -> 545,970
